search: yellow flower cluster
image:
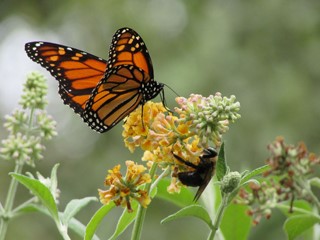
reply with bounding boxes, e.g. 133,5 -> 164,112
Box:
99,160 -> 151,212
123,101 -> 206,194
100,93 -> 240,209
123,101 -> 204,165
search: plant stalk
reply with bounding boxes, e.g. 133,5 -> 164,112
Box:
131,163 -> 158,240
0,162 -> 24,240
208,193 -> 229,240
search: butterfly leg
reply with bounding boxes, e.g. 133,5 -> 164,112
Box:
160,89 -> 173,113
141,103 -> 145,130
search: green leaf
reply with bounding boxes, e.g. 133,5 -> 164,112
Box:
10,173 -> 59,222
85,202 -> 115,240
226,186 -> 240,205
12,203 -> 49,217
161,205 -> 213,228
216,142 -> 227,181
277,200 -> 313,216
62,197 -> 97,225
220,203 -> 251,240
155,178 -> 193,207
226,178 -> 260,205
240,165 -> 270,184
69,216 -> 100,240
50,163 -> 59,194
108,201 -> 138,240
284,214 -> 320,240
108,184 -> 159,240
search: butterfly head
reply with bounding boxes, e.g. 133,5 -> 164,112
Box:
142,81 -> 164,103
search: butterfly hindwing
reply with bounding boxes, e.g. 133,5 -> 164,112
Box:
83,65 -> 149,132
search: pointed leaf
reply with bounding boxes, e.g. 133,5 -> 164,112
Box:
220,203 -> 251,240
161,205 -> 212,228
69,216 -> 100,240
62,197 -> 97,225
240,165 -> 270,184
50,163 -> 59,194
10,173 -> 59,222
225,179 -> 261,205
277,200 -> 313,216
155,178 -> 193,207
284,214 -> 320,240
12,203 -> 48,217
85,202 -> 115,240
108,186 -> 159,240
216,142 -> 227,181
108,201 -> 138,240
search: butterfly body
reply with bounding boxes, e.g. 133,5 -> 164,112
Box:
173,148 -> 218,201
25,28 -> 163,132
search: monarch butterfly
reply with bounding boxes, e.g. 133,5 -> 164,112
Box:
173,148 -> 217,201
25,27 -> 164,132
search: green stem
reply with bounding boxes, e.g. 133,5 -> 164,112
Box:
208,193 -> 229,240
131,163 -> 158,240
0,107 -> 35,240
11,197 -> 38,216
296,177 -> 320,213
131,203 -> 147,240
150,166 -> 170,191
0,162 -> 24,240
28,108 -> 35,132
307,189 -> 320,213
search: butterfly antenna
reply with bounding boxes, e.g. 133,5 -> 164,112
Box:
163,83 -> 180,97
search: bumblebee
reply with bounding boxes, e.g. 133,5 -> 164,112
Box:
172,148 -> 217,201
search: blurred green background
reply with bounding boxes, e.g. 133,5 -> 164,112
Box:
1,0 -> 320,239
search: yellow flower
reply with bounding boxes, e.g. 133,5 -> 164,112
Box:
136,190 -> 151,208
123,101 -> 167,152
125,160 -> 151,185
99,186 -> 117,205
167,177 -> 182,194
98,161 -> 152,212
105,164 -> 122,185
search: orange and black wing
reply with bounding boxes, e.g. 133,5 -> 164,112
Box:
82,28 -> 164,132
107,28 -> 154,79
25,42 -> 107,114
25,28 -> 163,133
83,65 -> 150,132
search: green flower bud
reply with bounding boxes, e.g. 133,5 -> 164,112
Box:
221,171 -> 241,194
19,72 -> 48,110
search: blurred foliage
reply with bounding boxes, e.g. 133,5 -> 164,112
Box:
1,0 -> 320,239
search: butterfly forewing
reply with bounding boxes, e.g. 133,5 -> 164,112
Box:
25,42 -> 107,114
108,28 -> 154,78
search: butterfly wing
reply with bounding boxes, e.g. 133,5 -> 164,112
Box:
108,28 -> 154,78
81,28 -> 163,132
25,42 -> 107,114
83,65 -> 150,132
25,28 -> 163,132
